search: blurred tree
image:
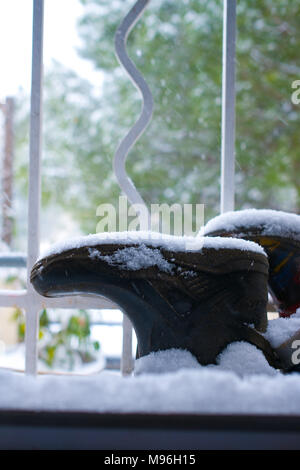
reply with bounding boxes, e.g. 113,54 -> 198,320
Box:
15,0 -> 300,236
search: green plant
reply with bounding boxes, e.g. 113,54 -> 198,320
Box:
12,308 -> 100,371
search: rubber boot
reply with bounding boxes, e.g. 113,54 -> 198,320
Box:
30,233 -> 280,368
204,209 -> 300,317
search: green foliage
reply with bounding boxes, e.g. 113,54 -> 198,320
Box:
12,308 -> 100,370
12,308 -> 26,342
14,0 -> 300,237
38,309 -> 101,369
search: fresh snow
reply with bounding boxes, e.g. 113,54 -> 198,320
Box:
40,230 -> 266,260
134,344 -> 278,377
0,343 -> 298,415
203,209 -> 300,240
1,314 -> 300,415
264,310 -> 300,348
88,245 -> 175,273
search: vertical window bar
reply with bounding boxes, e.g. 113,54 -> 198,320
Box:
220,0 -> 236,213
25,0 -> 44,376
121,314 -> 134,375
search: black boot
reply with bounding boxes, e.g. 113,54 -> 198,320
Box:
203,209 -> 300,317
30,233 -> 279,368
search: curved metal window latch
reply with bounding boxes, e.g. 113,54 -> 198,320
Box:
114,0 -> 153,229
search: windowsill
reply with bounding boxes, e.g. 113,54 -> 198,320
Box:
1,409 -> 300,450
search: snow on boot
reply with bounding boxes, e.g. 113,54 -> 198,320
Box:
30,232 -> 279,368
203,209 -> 300,318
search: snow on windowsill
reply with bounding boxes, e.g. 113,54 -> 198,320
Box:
1,311 -> 300,416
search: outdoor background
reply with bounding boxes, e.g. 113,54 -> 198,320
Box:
0,0 -> 299,372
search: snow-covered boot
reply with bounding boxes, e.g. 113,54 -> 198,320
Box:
30,232 -> 279,368
203,209 -> 300,318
